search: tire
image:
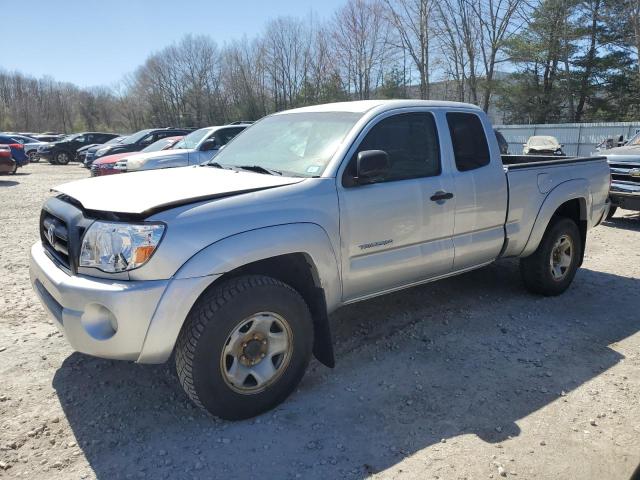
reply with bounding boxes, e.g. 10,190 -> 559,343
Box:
9,162 -> 17,175
55,151 -> 71,165
175,275 -> 314,420
519,217 -> 582,296
606,206 -> 617,220
28,151 -> 39,163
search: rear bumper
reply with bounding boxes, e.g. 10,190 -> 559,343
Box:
0,157 -> 15,173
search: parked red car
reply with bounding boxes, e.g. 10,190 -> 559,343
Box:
90,136 -> 183,177
0,145 -> 17,174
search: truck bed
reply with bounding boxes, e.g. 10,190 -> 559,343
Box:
500,154 -> 610,258
501,154 -> 606,168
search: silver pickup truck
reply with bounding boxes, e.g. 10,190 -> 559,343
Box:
30,100 -> 610,419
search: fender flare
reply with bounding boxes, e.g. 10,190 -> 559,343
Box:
520,179 -> 589,258
138,223 -> 342,364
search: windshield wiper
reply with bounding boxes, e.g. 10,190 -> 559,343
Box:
236,165 -> 282,176
205,161 -> 226,169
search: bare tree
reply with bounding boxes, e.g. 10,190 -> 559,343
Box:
332,0 -> 390,99
384,0 -> 435,99
472,0 -> 529,111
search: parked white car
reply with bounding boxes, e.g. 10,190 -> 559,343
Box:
523,135 -> 565,156
115,124 -> 250,172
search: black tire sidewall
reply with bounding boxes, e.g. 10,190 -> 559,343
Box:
188,279 -> 313,420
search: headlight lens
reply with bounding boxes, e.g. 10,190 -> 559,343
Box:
80,221 -> 165,273
96,147 -> 110,156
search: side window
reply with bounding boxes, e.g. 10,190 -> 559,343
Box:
344,112 -> 440,185
85,134 -> 95,143
446,112 -> 490,172
139,134 -> 155,146
215,128 -> 244,146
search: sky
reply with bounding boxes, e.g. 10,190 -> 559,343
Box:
5,0 -> 346,88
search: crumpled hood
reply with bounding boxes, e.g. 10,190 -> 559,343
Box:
54,165 -> 304,215
604,144 -> 640,157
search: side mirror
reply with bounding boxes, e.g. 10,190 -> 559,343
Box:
356,150 -> 390,185
201,138 -> 219,151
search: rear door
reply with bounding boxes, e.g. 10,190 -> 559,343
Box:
337,111 -> 456,302
445,111 -> 508,270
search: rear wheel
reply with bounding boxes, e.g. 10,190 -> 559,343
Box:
520,217 -> 581,296
55,151 -> 71,165
175,275 -> 313,420
28,151 -> 39,163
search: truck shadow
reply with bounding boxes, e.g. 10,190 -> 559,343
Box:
53,260 -> 640,479
603,214 -> 640,232
0,180 -> 18,187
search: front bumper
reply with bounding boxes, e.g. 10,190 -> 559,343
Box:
610,181 -> 640,212
30,242 -> 168,361
30,242 -> 219,363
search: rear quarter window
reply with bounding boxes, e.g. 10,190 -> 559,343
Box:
446,112 -> 490,172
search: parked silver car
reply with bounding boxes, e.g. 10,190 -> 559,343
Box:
30,100 -> 610,420
114,124 -> 250,172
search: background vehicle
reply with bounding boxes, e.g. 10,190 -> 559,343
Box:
114,124 -> 249,173
32,134 -> 65,143
0,135 -> 29,172
523,135 -> 565,156
91,136 -> 183,177
494,129 -> 509,154
79,135 -> 127,166
0,145 -> 16,174
7,134 -> 48,162
90,128 -> 193,161
30,100 -> 610,420
38,132 -> 120,165
599,134 -> 640,218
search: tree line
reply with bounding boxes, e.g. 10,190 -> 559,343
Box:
1,0 -> 639,133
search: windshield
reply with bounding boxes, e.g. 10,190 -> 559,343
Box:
626,133 -> 640,146
212,112 -> 363,177
122,129 -> 152,145
142,138 -> 175,152
174,128 -> 212,150
529,136 -> 558,146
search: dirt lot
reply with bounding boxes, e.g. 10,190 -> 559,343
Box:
0,162 -> 639,480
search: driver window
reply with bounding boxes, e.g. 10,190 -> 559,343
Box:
343,112 -> 440,186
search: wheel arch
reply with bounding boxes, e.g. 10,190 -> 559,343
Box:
521,179 -> 590,259
138,223 -> 341,366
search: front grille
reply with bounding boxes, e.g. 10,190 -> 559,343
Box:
41,212 -> 70,268
40,197 -> 91,274
609,162 -> 640,185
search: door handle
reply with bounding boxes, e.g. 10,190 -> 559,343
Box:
430,191 -> 454,202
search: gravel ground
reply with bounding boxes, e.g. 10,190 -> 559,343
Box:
1,162 -> 639,480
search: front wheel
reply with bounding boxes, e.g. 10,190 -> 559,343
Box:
28,151 -> 39,163
55,151 -> 71,165
520,217 -> 582,296
175,275 -> 314,420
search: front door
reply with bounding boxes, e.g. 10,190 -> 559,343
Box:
337,111 -> 456,302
